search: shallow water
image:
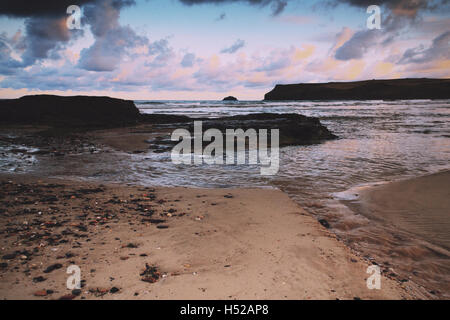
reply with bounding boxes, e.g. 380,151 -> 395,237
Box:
2,99 -> 450,296
137,99 -> 450,297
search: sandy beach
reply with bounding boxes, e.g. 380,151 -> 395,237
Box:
0,173 -> 428,300
1,0 -> 449,306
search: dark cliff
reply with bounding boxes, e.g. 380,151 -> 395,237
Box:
264,78 -> 450,101
0,95 -> 141,127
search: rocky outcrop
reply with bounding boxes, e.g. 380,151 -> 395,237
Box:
195,113 -> 337,146
148,113 -> 337,150
0,95 -> 141,127
222,96 -> 238,101
264,78 -> 450,101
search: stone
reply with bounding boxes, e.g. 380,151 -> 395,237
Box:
222,96 -> 238,101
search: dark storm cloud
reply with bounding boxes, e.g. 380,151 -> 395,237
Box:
178,0 -> 450,16
0,0 -> 139,72
20,16 -> 76,66
0,0 -> 134,17
329,0 -> 450,17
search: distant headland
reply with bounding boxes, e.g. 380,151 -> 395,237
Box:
264,78 -> 450,101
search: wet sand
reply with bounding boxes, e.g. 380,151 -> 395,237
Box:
358,170 -> 450,249
344,170 -> 450,298
0,174 -> 427,300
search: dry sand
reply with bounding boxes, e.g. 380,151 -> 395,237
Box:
0,174 -> 427,300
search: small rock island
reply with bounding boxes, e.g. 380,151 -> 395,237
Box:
222,96 -> 238,101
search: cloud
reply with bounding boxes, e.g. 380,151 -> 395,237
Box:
330,0 -> 450,18
335,29 -> 381,60
78,0 -> 147,72
181,53 -> 196,67
178,0 -> 288,16
177,0 -> 450,17
0,0 -> 136,72
146,39 -> 175,68
331,0 -> 443,62
78,26 -> 147,72
221,39 -> 246,53
22,16 -> 79,65
270,0 -> 287,16
216,12 -> 227,20
0,31 -> 26,74
399,31 -> 450,64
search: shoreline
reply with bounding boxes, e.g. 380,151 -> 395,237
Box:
337,170 -> 450,299
0,173 -> 427,300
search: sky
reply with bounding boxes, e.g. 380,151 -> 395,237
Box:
0,0 -> 449,100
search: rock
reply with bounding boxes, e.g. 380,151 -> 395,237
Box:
33,276 -> 47,283
34,290 -> 48,297
91,288 -> 109,297
43,263 -> 63,273
140,263 -> 161,283
187,113 -> 338,147
59,294 -> 76,300
110,287 -> 120,294
144,219 -> 166,224
0,95 -> 140,128
318,219 -> 330,229
146,113 -> 337,149
71,289 -> 82,296
264,78 -> 450,101
222,96 -> 238,101
2,253 -> 17,260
